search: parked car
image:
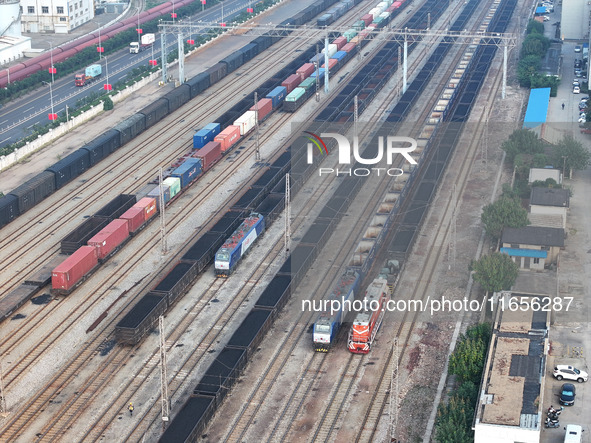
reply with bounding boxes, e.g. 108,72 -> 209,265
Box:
559,383 -> 576,406
574,59 -> 582,68
573,79 -> 580,86
554,365 -> 588,382
575,45 -> 582,53
543,15 -> 550,21
573,86 -> 581,94
578,115 -> 586,123
575,69 -> 582,77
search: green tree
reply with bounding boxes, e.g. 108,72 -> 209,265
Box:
501,129 -> 544,162
521,34 -> 550,58
102,96 -> 114,111
436,396 -> 474,443
517,55 -> 542,87
551,135 -> 591,177
472,252 -> 519,293
481,196 -> 529,240
526,19 -> 545,35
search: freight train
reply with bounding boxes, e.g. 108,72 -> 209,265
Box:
215,213 -> 265,277
347,278 -> 389,354
313,269 -> 361,352
0,0 -> 347,230
159,0 -> 517,437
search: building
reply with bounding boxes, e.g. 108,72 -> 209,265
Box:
529,187 -> 569,229
561,0 -> 590,40
528,168 -> 561,185
0,0 -> 32,65
500,226 -> 564,270
473,294 -> 549,443
19,0 -> 94,33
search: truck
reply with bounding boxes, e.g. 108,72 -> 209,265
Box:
130,33 -> 156,54
74,64 -> 102,87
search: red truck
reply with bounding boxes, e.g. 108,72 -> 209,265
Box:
75,64 -> 102,87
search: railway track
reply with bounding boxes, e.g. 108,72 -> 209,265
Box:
201,0 -> 517,441
0,2 -> 420,439
0,0 -> 378,396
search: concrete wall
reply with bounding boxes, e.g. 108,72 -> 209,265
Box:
561,0 -> 589,40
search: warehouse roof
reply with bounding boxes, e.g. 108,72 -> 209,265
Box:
502,226 -> 564,247
523,88 -> 550,129
530,187 -> 569,207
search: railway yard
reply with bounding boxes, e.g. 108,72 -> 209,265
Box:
0,0 -> 572,440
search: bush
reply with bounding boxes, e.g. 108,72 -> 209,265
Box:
102,96 -> 114,111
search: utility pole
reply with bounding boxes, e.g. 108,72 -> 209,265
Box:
161,29 -> 167,83
315,43 -> 320,101
0,358 -> 7,416
354,95 -> 359,141
254,92 -> 261,161
177,33 -> 185,85
284,174 -> 291,256
159,316 -> 170,429
159,168 -> 168,255
389,339 -> 399,442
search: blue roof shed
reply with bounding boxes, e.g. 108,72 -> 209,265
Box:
523,88 -> 551,128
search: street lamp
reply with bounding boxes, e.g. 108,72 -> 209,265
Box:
104,56 -> 112,91
48,42 -> 56,82
42,81 -> 57,121
96,22 -> 104,60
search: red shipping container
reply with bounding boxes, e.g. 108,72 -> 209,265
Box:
282,74 -> 301,94
250,98 -> 273,121
296,63 -> 315,81
120,207 -> 145,233
196,141 -> 222,171
88,219 -> 129,260
361,14 -> 373,26
134,197 -> 157,221
214,125 -> 241,152
321,59 -> 338,70
342,42 -> 357,52
368,23 -> 378,29
52,246 -> 98,293
332,36 -> 347,50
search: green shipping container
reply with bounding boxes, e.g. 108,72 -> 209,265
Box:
163,177 -> 181,198
373,16 -> 385,25
286,87 -> 306,102
300,77 -> 316,90
353,20 -> 366,31
344,29 -> 358,42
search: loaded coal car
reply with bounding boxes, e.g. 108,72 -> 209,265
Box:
181,232 -> 225,273
214,213 -> 265,277
115,293 -> 168,345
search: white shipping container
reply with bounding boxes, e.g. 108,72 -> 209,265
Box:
234,111 -> 256,136
376,1 -> 388,11
321,43 -> 338,58
379,11 -> 390,18
368,8 -> 380,19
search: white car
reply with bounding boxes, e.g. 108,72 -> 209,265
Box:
573,86 -> 581,94
578,115 -> 586,123
564,424 -> 583,443
543,15 -> 550,21
553,365 -> 588,382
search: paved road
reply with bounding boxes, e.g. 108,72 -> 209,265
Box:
0,0 -> 250,148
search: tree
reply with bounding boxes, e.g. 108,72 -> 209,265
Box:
551,135 -> 591,177
471,252 -> 519,293
521,34 -> 550,58
501,129 -> 544,162
517,55 -> 542,87
481,196 -> 529,240
102,96 -> 114,111
526,19 -> 545,35
436,396 -> 474,443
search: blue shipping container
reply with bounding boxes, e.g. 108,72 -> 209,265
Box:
266,86 -> 287,108
333,51 -> 347,62
193,122 -> 221,150
171,158 -> 203,188
310,68 -> 326,78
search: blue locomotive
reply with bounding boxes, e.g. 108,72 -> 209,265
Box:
215,213 -> 265,277
313,268 -> 361,351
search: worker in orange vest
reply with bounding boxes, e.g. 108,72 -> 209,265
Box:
128,402 -> 134,416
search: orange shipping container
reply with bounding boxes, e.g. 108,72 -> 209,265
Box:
52,246 -> 98,293
87,219 -> 129,260
214,125 -> 241,152
134,197 -> 157,221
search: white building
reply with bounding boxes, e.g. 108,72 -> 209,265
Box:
561,0 -> 590,40
19,0 -> 94,33
0,0 -> 31,65
473,301 -> 549,443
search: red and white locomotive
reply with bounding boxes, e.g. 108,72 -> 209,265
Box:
348,278 -> 389,354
